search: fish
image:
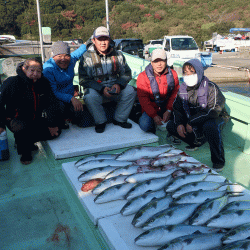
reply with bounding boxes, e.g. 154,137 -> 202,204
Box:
158,232 -> 225,250
75,153 -> 118,167
177,161 -> 205,168
125,168 -> 177,183
150,156 -> 182,167
135,158 -> 152,166
173,190 -> 233,204
134,224 -> 221,246
189,196 -> 228,225
221,200 -> 250,212
77,166 -> 118,182
125,176 -> 173,200
92,175 -> 129,195
104,165 -> 141,179
94,182 -> 135,204
132,196 -> 173,228
206,209 -> 250,228
81,179 -> 103,192
222,222 -> 250,244
165,171 -> 212,192
116,144 -> 172,161
120,189 -> 166,216
142,203 -> 200,230
77,159 -> 133,171
216,239 -> 250,249
158,149 -> 186,157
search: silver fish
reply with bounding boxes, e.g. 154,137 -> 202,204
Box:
172,180 -> 230,198
217,239 -> 250,249
207,209 -> 250,228
104,165 -> 141,179
75,154 -> 118,167
142,203 -> 200,230
158,232 -> 225,250
221,200 -> 250,212
135,224 -> 221,246
92,175 -> 129,195
135,158 -> 152,166
222,222 -> 250,244
125,176 -> 173,200
165,171 -> 212,192
174,190 -> 232,204
158,149 -> 186,157
125,168 -> 177,183
120,189 -> 166,216
132,196 -> 173,228
94,183 -> 135,204
189,196 -> 228,225
77,159 -> 133,171
77,166 -> 117,182
151,156 -> 182,167
116,144 -> 172,161
177,161 -> 204,168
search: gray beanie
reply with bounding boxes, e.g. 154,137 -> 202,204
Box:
52,41 -> 70,57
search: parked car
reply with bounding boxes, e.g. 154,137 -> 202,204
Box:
113,38 -> 144,58
143,39 -> 163,59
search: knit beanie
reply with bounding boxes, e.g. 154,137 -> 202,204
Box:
52,41 -> 70,57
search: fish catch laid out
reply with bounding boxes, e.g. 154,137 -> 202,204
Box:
74,154 -> 118,167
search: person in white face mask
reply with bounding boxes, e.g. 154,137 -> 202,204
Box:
166,59 -> 229,172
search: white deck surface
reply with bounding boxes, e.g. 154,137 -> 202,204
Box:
47,120 -> 158,159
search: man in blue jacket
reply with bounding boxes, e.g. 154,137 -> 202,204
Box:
43,41 -> 87,128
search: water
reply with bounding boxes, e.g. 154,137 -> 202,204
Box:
218,81 -> 250,97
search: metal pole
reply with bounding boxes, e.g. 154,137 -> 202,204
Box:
36,0 -> 45,63
105,0 -> 109,31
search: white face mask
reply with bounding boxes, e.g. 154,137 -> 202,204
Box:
183,74 -> 198,87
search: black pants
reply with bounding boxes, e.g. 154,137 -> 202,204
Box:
167,118 -> 225,165
7,118 -> 61,155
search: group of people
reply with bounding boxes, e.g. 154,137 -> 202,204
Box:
0,26 -> 228,172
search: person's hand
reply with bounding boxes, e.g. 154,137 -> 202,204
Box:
71,97 -> 83,111
0,127 -> 5,134
177,124 -> 186,138
186,123 -> 193,133
103,86 -> 112,97
163,110 -> 171,123
48,127 -> 59,137
153,115 -> 163,126
111,84 -> 121,94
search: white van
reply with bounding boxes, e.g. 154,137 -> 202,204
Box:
162,35 -> 201,66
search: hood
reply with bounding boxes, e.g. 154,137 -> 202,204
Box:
183,59 -> 204,84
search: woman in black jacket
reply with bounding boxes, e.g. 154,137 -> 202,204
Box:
0,58 -> 61,164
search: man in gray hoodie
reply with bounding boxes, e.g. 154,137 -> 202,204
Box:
167,59 -> 229,172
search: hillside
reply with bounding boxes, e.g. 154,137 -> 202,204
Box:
0,0 -> 250,45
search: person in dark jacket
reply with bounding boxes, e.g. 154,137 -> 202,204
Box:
166,59 -> 229,172
0,58 -> 61,165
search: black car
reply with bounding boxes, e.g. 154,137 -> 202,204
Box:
113,38 -> 144,58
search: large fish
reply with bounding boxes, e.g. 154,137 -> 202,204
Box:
92,175 -> 129,195
125,167 -> 177,183
94,183 -> 135,204
206,209 -> 250,228
216,239 -> 250,249
222,222 -> 250,244
125,176 -> 172,200
142,203 -> 200,230
158,232 -> 225,250
165,171 -> 212,192
132,196 -> 173,228
150,156 -> 182,167
189,196 -> 228,225
158,149 -> 186,157
77,166 -> 118,182
77,159 -> 133,171
120,189 -> 166,216
221,200 -> 250,212
172,180 -> 231,198
75,153 -> 118,167
116,144 -> 172,161
134,224 -> 221,246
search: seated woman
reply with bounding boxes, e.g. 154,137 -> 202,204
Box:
0,58 -> 61,165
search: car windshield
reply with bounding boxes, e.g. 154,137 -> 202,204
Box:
171,38 -> 198,50
151,41 -> 163,45
120,40 -> 143,50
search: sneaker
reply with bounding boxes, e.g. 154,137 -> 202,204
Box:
167,134 -> 181,145
185,145 -> 199,151
95,123 -> 106,133
20,153 -> 33,165
113,120 -> 132,129
212,163 -> 224,172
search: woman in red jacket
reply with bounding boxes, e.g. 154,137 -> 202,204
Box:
136,49 -> 179,133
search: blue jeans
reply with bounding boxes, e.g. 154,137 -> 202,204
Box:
139,112 -> 156,133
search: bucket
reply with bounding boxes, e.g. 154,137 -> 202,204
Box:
0,130 -> 10,161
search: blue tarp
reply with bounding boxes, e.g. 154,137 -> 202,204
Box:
230,28 -> 250,33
